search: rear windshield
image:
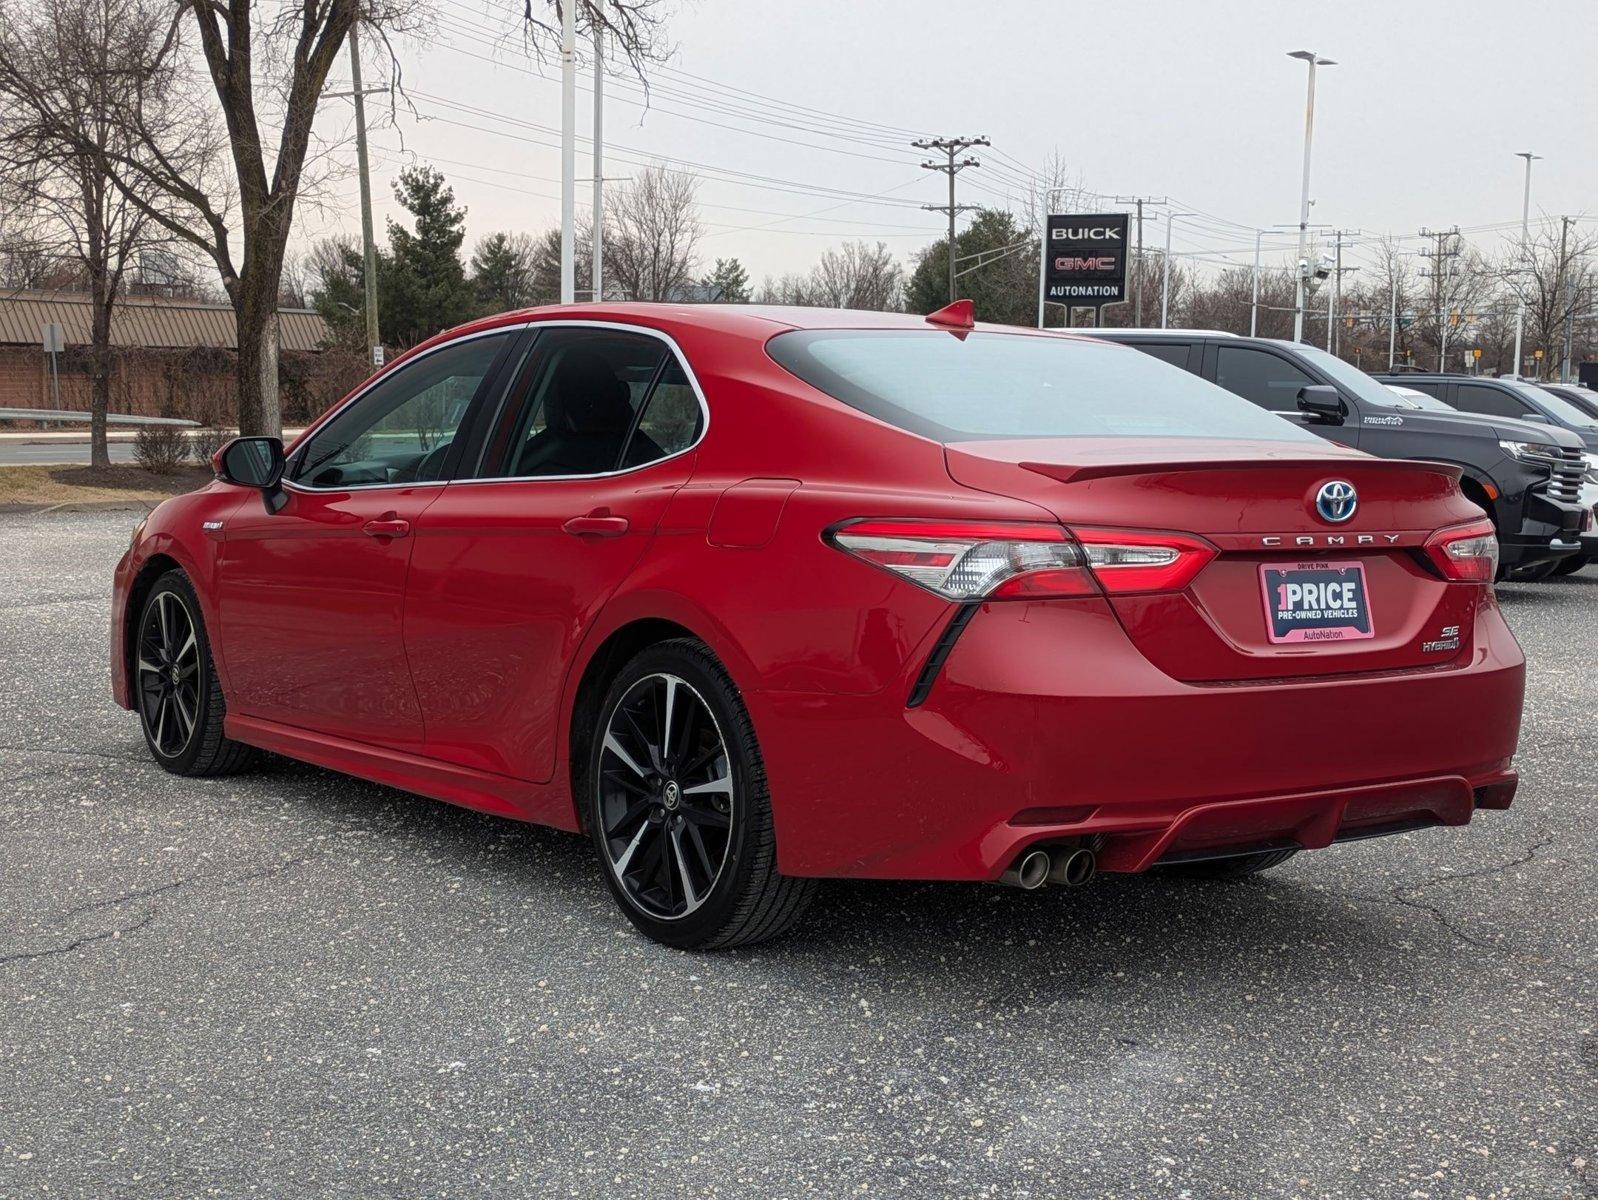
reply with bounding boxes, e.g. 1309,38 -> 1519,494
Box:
767,330 -> 1319,443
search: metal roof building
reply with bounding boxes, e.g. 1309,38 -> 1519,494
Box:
0,290 -> 327,352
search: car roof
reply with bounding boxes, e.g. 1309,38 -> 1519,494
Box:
1089,328 -> 1241,339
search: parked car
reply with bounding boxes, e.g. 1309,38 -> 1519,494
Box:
1372,373 -> 1598,575
112,305 -> 1525,948
1540,383 -> 1598,423
1091,331 -> 1587,580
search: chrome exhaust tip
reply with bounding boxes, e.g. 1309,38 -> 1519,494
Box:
999,849 -> 1051,890
1047,848 -> 1096,888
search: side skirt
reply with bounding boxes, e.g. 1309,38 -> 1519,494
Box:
224,714 -> 579,832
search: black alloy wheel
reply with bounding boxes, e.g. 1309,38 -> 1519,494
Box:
587,639 -> 818,949
137,587 -> 202,760
597,671 -> 734,921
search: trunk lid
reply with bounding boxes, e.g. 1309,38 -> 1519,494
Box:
946,437 -> 1485,682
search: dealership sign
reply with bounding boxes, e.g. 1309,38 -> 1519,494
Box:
1044,213 -> 1130,306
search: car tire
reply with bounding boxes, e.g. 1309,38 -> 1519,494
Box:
586,638 -> 818,950
1551,555 -> 1587,576
134,571 -> 256,777
1154,848 -> 1299,880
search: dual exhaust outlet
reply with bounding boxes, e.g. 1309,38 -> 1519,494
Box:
998,846 -> 1096,890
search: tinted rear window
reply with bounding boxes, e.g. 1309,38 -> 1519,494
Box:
767,330 -> 1318,443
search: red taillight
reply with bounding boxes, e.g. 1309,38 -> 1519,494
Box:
1071,527 -> 1217,595
1423,520 -> 1499,583
828,520 -> 1216,600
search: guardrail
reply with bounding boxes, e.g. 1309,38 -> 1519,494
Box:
0,409 -> 200,428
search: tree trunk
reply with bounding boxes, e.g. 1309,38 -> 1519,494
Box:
234,281 -> 282,438
87,269 -> 113,470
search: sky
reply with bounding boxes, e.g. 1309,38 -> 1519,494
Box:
299,0 -> 1598,289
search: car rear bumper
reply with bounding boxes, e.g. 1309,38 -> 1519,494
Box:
753,593 -> 1525,880
1500,494 -> 1586,569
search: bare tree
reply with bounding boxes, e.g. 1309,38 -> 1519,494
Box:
807,241 -> 903,311
754,273 -> 815,306
1509,219 -> 1598,379
0,0 -> 188,466
605,164 -> 702,301
86,0 -> 670,437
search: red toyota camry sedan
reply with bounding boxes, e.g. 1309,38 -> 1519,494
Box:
111,302 -> 1525,948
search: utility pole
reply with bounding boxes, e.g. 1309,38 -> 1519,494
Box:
559,0 -> 577,303
1419,227 -> 1461,372
1326,230 -> 1361,355
1561,216 -> 1580,383
591,18 -> 604,301
914,136 -> 989,304
1114,195 -> 1166,326
329,23 -> 385,367
1510,151 -> 1540,378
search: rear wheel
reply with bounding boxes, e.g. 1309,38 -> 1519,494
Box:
1552,555 -> 1588,576
1155,848 -> 1299,880
134,571 -> 255,776
587,639 -> 817,950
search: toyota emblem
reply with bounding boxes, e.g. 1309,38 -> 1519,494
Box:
1314,480 -> 1358,524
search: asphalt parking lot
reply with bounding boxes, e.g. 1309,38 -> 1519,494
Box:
1,509 -> 1592,1199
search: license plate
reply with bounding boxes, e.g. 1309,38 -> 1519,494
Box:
1259,560 -> 1374,644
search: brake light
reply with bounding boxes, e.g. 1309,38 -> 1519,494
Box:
828,520 -> 1095,600
828,520 -> 1217,600
1423,520 -> 1498,582
1071,527 -> 1217,594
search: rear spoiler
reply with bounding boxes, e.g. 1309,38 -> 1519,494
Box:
1024,457 -> 1466,485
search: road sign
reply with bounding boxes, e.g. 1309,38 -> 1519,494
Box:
40,323 -> 64,353
1043,213 -> 1130,308
371,344 -> 385,368
1473,348 -> 1482,360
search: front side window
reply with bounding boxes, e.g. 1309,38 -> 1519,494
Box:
1452,383 -> 1530,420
767,330 -> 1317,443
1214,346 -> 1316,412
293,334 -> 508,487
485,327 -> 702,477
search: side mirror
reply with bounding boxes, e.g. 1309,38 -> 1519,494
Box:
1297,384 -> 1346,425
215,436 -> 287,512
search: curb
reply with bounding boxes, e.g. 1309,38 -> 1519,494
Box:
0,499 -> 160,515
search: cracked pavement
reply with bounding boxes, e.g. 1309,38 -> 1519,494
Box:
1,510 -> 1593,1199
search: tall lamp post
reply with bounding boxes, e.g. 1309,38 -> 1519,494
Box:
1160,211 -> 1194,328
1510,151 -> 1541,378
1288,50 -> 1334,343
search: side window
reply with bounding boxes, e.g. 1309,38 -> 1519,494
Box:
1133,343 -> 1194,371
488,328 -> 667,478
293,334 -> 507,488
1214,346 -> 1317,412
621,358 -> 705,468
1399,379 -> 1441,397
1452,383 -> 1531,419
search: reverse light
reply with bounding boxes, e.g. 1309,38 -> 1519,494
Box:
828,520 -> 1094,600
828,520 -> 1217,600
1423,520 -> 1499,583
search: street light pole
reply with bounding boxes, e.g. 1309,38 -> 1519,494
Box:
1160,212 -> 1194,328
558,0 -> 577,304
1288,50 -> 1334,343
591,18 -> 604,302
1510,150 -> 1540,377
1250,229 -> 1264,337
347,23 -> 381,367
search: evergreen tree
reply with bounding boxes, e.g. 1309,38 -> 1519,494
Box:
904,209 -> 1039,328
470,232 -> 539,314
384,166 -> 475,347
703,257 -> 751,303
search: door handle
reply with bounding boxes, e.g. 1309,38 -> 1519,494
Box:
562,514 -> 630,538
362,517 -> 411,538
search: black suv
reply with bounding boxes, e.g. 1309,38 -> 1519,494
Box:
1092,331 -> 1589,578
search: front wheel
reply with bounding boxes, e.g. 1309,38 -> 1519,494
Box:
587,639 -> 817,950
134,571 -> 255,776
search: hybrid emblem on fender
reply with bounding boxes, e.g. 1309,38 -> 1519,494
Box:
1314,480 -> 1358,524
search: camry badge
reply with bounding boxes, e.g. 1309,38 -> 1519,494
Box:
1314,480 -> 1358,524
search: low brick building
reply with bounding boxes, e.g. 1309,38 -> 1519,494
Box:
0,291 -> 361,424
